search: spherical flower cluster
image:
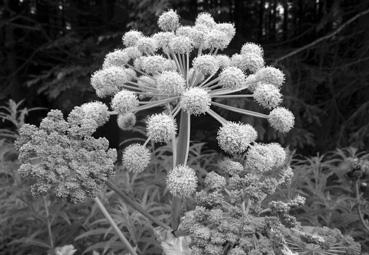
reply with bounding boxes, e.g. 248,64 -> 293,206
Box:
163,59 -> 177,71
218,67 -> 246,89
158,9 -> 179,31
102,49 -> 130,69
122,143 -> 151,173
244,74 -> 258,91
136,37 -> 158,55
193,55 -> 219,75
122,30 -> 143,47
268,107 -> 295,133
195,12 -> 216,28
217,122 -> 257,154
90,67 -> 127,97
153,32 -> 175,52
216,55 -> 231,69
16,110 -> 117,203
167,165 -> 198,198
180,87 -> 211,115
241,53 -> 265,73
204,30 -> 229,50
156,71 -> 185,96
111,90 -> 139,114
241,42 -> 263,57
204,171 -> 226,190
218,158 -> 244,176
253,83 -> 282,109
125,68 -> 136,81
244,143 -> 276,172
215,23 -> 236,39
146,113 -> 177,143
141,55 -> 167,74
124,46 -> 142,60
169,35 -> 193,54
117,113 -> 136,130
80,101 -> 110,127
255,66 -> 285,88
266,143 -> 287,167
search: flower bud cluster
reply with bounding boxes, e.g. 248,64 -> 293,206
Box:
16,109 -> 117,203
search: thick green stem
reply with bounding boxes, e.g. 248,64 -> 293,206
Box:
94,197 -> 138,255
43,196 -> 54,249
171,111 -> 191,229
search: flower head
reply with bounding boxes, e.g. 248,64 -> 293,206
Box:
204,30 -> 230,50
122,30 -> 143,47
253,83 -> 282,109
117,113 -> 136,130
167,165 -> 198,198
122,144 -> 150,173
80,101 -> 110,126
215,23 -> 236,40
136,37 -> 158,55
255,66 -> 285,88
241,43 -> 263,57
102,49 -> 130,69
218,158 -> 244,176
204,171 -> 226,190
158,9 -> 180,31
180,87 -> 211,115
216,55 -> 231,69
217,122 -> 257,154
195,13 -> 216,28
169,35 -> 194,54
90,67 -> 127,98
111,90 -> 139,114
219,67 -> 246,89
193,55 -> 219,75
156,71 -> 185,96
146,113 -> 177,143
244,143 -> 275,172
153,32 -> 175,52
266,143 -> 286,167
268,107 -> 294,133
141,55 -> 167,74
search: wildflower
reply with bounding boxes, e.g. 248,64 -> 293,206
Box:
141,55 -> 167,74
122,30 -> 143,47
124,46 -> 142,60
204,171 -> 226,190
195,12 -> 216,28
136,37 -> 158,55
125,68 -> 137,81
255,66 -> 285,88
244,143 -> 275,172
215,23 -> 236,40
180,87 -> 211,115
266,143 -> 286,167
163,59 -> 177,71
111,90 -> 139,114
193,55 -> 219,75
204,30 -> 229,50
146,113 -> 177,143
245,74 -> 258,91
122,143 -> 150,173
17,110 -> 117,203
218,67 -> 246,89
217,122 -> 257,154
117,113 -> 136,130
153,32 -> 175,52
268,107 -> 295,133
218,158 -> 244,176
216,55 -> 231,69
169,35 -> 193,54
102,49 -> 130,69
156,71 -> 185,96
253,83 -> 282,109
90,67 -> 127,97
242,53 -> 265,73
80,101 -> 110,126
158,9 -> 180,31
241,42 -> 263,57
167,165 -> 198,198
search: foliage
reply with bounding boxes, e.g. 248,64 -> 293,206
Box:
272,147 -> 369,252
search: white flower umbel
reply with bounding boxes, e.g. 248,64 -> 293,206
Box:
147,113 -> 177,143
167,165 -> 198,198
122,144 -> 151,173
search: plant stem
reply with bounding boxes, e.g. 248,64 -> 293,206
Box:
43,196 -> 54,249
94,197 -> 138,255
106,181 -> 171,230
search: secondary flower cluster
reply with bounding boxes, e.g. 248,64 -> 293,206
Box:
88,10 -> 295,199
179,154 -> 298,255
15,105 -> 117,203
